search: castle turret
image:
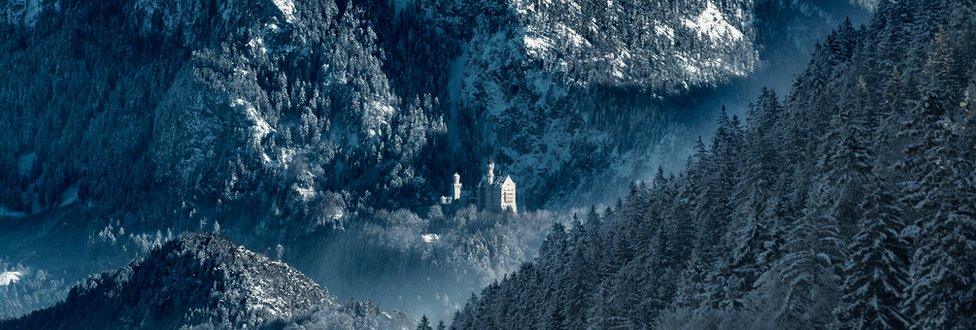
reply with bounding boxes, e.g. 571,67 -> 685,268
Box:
452,172 -> 462,200
499,175 -> 517,214
486,160 -> 495,186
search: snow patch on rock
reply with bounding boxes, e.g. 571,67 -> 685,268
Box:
655,24 -> 675,43
232,98 -> 274,163
271,0 -> 295,22
523,35 -> 551,56
683,1 -> 744,43
0,271 -> 23,286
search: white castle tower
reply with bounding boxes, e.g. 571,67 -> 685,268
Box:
486,160 -> 495,185
477,159 -> 517,214
452,172 -> 462,200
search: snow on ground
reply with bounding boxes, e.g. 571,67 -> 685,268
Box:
655,24 -> 675,43
232,98 -> 274,163
0,271 -> 23,286
523,35 -> 551,56
421,233 -> 440,243
366,100 -> 395,137
682,1 -> 744,43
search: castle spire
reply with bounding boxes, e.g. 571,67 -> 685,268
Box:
453,172 -> 462,200
487,159 -> 495,185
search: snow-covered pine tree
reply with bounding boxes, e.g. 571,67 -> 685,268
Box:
734,88 -> 782,232
900,74 -> 976,329
562,217 -> 594,329
695,108 -> 739,265
813,77 -> 877,240
901,28 -> 965,233
659,182 -> 697,271
417,314 -> 433,330
773,183 -> 844,328
671,250 -> 710,311
704,205 -> 783,313
836,170 -> 909,329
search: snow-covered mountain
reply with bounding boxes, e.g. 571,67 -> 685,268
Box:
441,0 -> 759,197
0,0 -> 443,226
0,0 -> 881,324
0,233 -> 410,328
0,0 -> 871,220
411,0 -> 868,206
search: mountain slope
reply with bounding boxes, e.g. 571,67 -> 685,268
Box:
0,0 -> 441,222
376,0 -> 870,207
0,233 -> 409,328
452,0 -> 976,328
0,0 -> 874,222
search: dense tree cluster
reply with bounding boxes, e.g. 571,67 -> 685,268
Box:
453,0 -> 976,328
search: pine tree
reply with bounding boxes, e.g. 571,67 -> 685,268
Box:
735,88 -> 782,230
695,108 -> 738,264
820,107 -> 874,239
920,29 -> 965,113
836,171 -> 910,329
704,213 -> 775,311
417,314 -> 433,330
901,93 -> 976,330
774,184 -> 844,328
947,0 -> 976,70
672,250 -> 709,310
561,218 -> 594,329
901,54 -> 959,230
659,183 -> 697,268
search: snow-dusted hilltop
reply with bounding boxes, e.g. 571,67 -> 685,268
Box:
0,234 -> 410,328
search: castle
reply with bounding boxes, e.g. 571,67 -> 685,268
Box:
439,160 -> 517,213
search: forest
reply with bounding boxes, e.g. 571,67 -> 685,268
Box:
1,0 -> 973,328
453,0 -> 976,328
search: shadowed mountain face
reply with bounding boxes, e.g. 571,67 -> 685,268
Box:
0,233 -> 409,329
0,0 -> 434,222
